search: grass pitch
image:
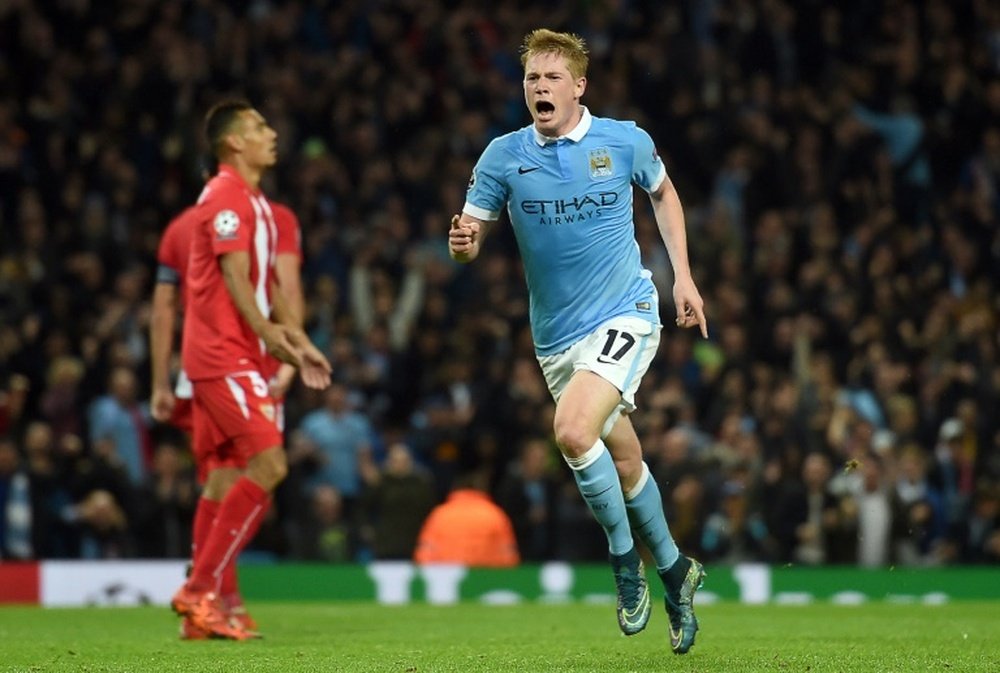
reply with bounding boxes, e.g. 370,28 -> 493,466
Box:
1,601 -> 998,672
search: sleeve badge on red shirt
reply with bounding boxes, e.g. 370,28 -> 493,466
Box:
213,210 -> 240,239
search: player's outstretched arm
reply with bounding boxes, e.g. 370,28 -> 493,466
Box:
448,213 -> 489,263
149,281 -> 178,422
648,175 -> 708,338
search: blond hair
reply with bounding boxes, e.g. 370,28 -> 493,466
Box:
520,29 -> 588,80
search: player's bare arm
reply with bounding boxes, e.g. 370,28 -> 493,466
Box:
269,251 -> 305,397
149,281 -> 178,421
648,175 -> 708,338
448,213 -> 490,263
268,279 -> 331,390
218,250 -> 301,365
273,252 -> 305,328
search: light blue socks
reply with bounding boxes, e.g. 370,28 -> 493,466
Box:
565,440 -> 633,556
624,462 -> 680,572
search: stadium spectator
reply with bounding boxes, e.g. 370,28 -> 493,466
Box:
892,442 -> 947,566
288,484 -> 354,562
773,452 -> 840,565
414,467 -> 519,568
0,435 -> 32,559
358,441 -> 436,561
494,436 -> 561,562
843,454 -> 894,568
296,381 -> 378,512
75,488 -> 130,559
701,479 -> 774,564
21,422 -> 78,558
0,376 -> 30,439
133,433 -> 197,559
38,355 -> 86,446
87,367 -> 152,487
952,481 -> 1000,564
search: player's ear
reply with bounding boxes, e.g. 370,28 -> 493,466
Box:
575,76 -> 587,99
224,132 -> 244,154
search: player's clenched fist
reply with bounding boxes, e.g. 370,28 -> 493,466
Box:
150,387 -> 176,422
448,214 -> 480,262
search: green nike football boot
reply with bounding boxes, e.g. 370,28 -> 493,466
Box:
660,556 -> 705,654
610,546 -> 651,636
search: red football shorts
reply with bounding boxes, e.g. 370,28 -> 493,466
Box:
169,398 -> 193,434
169,369 -> 195,434
191,373 -> 283,483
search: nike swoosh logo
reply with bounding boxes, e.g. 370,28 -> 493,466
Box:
518,166 -> 540,174
624,593 -> 648,618
596,356 -> 618,365
622,589 -> 650,625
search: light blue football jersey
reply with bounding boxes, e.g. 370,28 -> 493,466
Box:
463,107 -> 666,356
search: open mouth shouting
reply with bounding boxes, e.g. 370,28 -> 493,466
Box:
535,100 -> 555,123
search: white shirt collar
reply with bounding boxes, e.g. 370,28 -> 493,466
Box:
533,106 -> 592,146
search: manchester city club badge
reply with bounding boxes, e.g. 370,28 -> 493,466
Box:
588,147 -> 613,178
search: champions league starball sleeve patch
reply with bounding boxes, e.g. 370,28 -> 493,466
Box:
213,209 -> 240,240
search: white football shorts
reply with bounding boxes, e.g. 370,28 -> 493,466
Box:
537,315 -> 661,438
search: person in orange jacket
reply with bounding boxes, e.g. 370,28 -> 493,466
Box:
414,468 -> 520,567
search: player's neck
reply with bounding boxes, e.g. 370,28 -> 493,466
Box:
221,158 -> 264,192
234,162 -> 263,192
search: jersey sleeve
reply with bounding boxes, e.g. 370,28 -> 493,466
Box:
463,139 -> 509,221
631,126 -> 667,193
205,187 -> 256,257
271,202 -> 303,260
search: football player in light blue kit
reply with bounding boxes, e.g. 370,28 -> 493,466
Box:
448,29 -> 708,654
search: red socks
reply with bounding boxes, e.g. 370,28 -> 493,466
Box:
220,498 -> 271,603
188,477 -> 269,593
191,497 -> 221,564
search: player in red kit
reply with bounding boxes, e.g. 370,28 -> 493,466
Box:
150,198 -> 306,639
150,205 -> 198,433
169,100 -> 330,640
206,201 -> 305,638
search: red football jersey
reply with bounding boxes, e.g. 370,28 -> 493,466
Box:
182,164 -> 279,380
155,206 -> 199,308
271,201 -> 302,262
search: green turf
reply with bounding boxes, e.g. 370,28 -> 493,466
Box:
0,602 -> 998,672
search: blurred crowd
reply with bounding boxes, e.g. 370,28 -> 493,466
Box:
2,0 -> 1000,568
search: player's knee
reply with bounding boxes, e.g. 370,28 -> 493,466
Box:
266,449 -> 288,485
269,453 -> 288,485
553,419 -> 596,458
247,447 -> 287,490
